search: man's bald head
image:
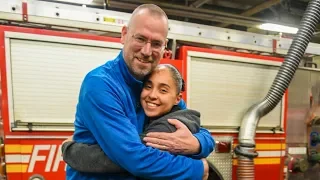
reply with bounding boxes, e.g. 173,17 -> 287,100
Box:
127,4 -> 169,35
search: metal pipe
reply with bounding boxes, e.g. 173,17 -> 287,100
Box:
189,0 -> 211,8
235,0 -> 320,179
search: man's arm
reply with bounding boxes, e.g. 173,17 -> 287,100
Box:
79,80 -> 205,179
148,99 -> 215,158
191,127 -> 215,158
62,109 -> 201,174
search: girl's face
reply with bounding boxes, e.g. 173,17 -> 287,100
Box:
140,67 -> 182,118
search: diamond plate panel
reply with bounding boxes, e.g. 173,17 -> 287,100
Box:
207,136 -> 234,180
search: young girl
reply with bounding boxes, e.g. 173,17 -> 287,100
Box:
62,64 -> 222,179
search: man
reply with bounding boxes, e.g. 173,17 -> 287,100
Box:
66,4 -> 214,180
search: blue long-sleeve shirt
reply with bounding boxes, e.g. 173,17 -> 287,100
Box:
66,51 -> 215,180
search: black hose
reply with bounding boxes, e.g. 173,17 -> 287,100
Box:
263,0 -> 320,115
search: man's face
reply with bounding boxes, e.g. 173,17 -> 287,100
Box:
121,10 -> 168,80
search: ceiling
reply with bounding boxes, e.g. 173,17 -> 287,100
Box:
42,0 -> 320,42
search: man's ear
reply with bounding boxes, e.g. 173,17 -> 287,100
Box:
165,38 -> 169,47
121,26 -> 128,45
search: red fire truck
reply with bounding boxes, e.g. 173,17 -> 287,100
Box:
0,0 -> 320,180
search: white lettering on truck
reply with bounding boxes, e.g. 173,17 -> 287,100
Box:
27,144 -> 65,172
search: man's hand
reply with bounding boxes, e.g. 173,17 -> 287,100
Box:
143,119 -> 200,155
62,135 -> 74,144
201,158 -> 209,180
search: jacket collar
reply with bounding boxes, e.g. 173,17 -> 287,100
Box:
117,50 -> 143,89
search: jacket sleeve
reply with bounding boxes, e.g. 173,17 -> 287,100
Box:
61,141 -> 129,173
79,83 -> 204,179
177,99 -> 187,109
191,127 -> 215,159
178,99 -> 215,158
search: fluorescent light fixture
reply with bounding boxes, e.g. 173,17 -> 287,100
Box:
81,0 -> 93,4
61,0 -> 93,4
258,23 -> 298,34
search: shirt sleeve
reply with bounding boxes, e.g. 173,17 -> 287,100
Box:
79,82 -> 204,179
178,99 -> 215,158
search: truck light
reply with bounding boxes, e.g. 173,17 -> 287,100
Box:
215,141 -> 231,153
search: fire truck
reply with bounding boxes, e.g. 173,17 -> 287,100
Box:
0,0 -> 320,180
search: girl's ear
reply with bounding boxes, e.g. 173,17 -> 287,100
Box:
175,93 -> 182,105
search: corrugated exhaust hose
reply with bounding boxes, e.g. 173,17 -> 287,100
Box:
234,0 -> 320,179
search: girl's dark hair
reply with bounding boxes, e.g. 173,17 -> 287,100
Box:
181,79 -> 185,92
143,64 -> 185,94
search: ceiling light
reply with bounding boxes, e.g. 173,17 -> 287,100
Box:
61,0 -> 93,4
82,0 -> 93,4
258,23 -> 298,34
